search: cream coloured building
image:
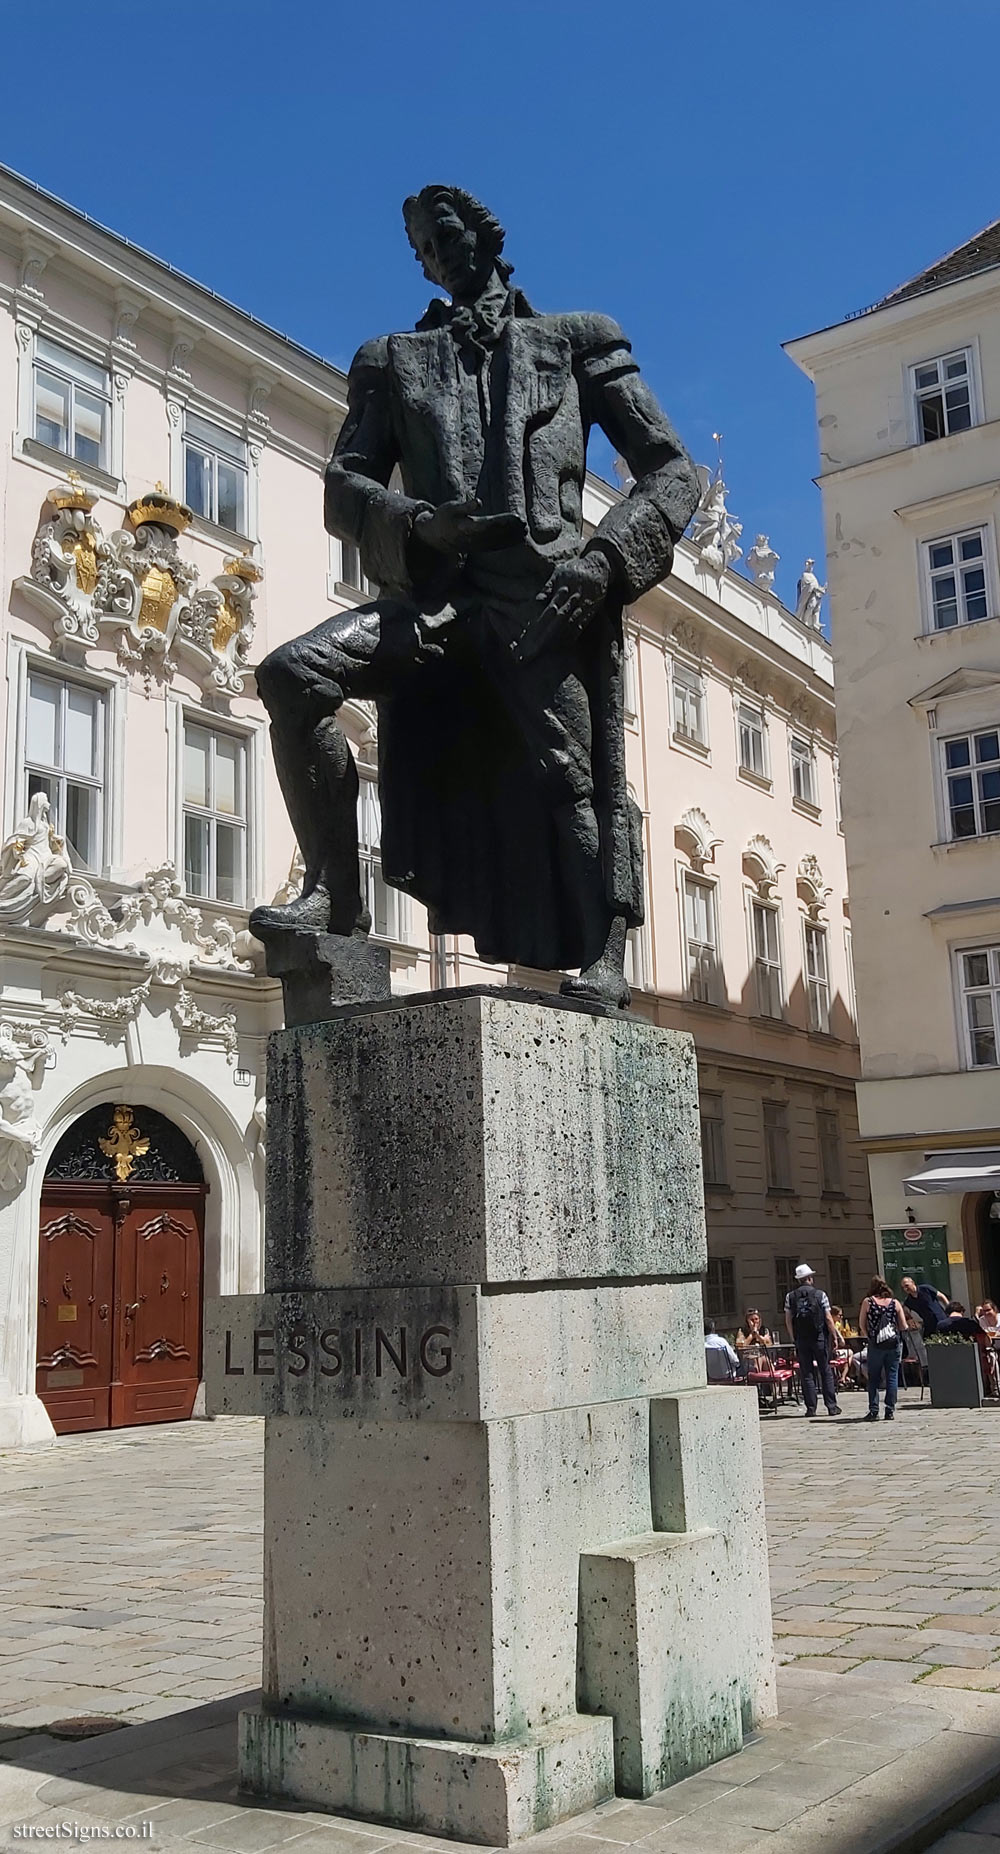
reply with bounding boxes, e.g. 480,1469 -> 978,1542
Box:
788,220 -> 1000,1313
0,163 -> 872,1447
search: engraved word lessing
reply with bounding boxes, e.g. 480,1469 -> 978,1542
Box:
224,1322 -> 454,1383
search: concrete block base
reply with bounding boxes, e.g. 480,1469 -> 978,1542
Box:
579,1527 -> 743,1796
239,1705 -> 615,1846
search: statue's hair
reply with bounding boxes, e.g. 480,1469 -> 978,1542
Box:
402,184 -> 514,284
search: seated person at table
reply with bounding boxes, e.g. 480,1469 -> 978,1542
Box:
936,1300 -> 985,1337
829,1305 -> 854,1385
900,1275 -> 949,1335
704,1318 -> 740,1381
736,1309 -> 773,1353
977,1300 -> 1000,1340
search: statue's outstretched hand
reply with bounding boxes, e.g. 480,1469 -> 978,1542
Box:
513,551 -> 612,664
414,499 -> 526,557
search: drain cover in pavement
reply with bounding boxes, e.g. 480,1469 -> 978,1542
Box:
47,1717 -> 129,1740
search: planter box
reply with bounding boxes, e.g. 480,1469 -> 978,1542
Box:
927,1342 -> 984,1409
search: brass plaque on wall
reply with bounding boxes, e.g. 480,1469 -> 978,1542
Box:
57,1304 -> 78,1322
47,1369 -> 84,1388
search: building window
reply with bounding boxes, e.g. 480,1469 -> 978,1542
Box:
817,1109 -> 845,1195
738,702 -> 767,779
623,630 -> 639,723
358,773 -> 406,942
683,873 -> 720,1003
925,529 -> 989,630
183,723 -> 247,904
700,1093 -> 727,1188
828,1254 -> 853,1309
844,926 -> 857,1025
184,411 -> 248,534
33,336 -> 110,470
705,1256 -> 736,1324
672,661 -> 706,745
775,1255 -> 799,1313
764,1099 -> 792,1191
751,899 -> 783,1018
25,670 -> 104,870
805,922 -> 831,1033
912,349 -> 974,444
959,945 -> 1000,1068
943,729 -> 1000,839
790,734 -> 818,807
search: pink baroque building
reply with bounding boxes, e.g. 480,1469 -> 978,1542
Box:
0,166 -> 873,1446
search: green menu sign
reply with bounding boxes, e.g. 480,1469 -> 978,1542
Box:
879,1225 -> 951,1297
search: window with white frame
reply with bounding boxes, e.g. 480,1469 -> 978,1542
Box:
925,529 -> 989,630
338,537 -> 378,596
738,701 -> 767,779
763,1101 -> 793,1191
183,722 -> 247,904
700,1093 -> 728,1189
25,670 -> 105,871
751,898 -> 783,1018
683,873 -> 720,1003
622,630 -> 639,723
844,926 -> 857,1025
33,336 -> 110,471
912,349 -> 974,444
183,411 -> 248,534
804,921 -> 831,1033
358,772 -> 407,942
958,945 -> 1000,1068
942,728 -> 1000,839
790,734 -> 818,807
817,1109 -> 845,1194
672,660 -> 706,745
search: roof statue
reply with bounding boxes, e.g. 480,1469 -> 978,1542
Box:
794,558 -> 826,629
747,534 -> 780,593
250,185 -> 700,1010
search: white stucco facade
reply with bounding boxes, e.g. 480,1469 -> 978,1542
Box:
0,165 -> 870,1446
788,224 -> 1000,1310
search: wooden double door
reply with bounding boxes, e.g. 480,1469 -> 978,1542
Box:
37,1183 -> 205,1434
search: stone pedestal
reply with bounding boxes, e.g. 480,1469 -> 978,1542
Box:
206,988 -> 773,1845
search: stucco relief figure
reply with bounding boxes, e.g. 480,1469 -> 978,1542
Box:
0,792 -> 72,925
795,558 -> 826,629
0,1027 -> 43,1191
251,185 -> 699,1006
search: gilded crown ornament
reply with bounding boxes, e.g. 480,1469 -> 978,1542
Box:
98,1104 -> 150,1182
224,551 -> 263,583
127,483 -> 193,535
48,471 -> 98,513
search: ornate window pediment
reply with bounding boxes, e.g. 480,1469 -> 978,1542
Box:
677,806 -> 722,871
743,835 -> 784,897
14,477 -> 261,696
797,853 -> 831,918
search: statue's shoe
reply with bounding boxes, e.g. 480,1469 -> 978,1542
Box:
560,962 -> 631,1011
249,889 -> 332,936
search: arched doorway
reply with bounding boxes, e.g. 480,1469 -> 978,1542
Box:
36,1103 -> 207,1435
966,1190 -> 1000,1310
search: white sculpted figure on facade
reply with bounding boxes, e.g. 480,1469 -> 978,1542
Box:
747,534 -> 780,593
690,469 -> 743,574
794,559 -> 826,629
0,793 -> 72,925
0,1024 -> 46,1190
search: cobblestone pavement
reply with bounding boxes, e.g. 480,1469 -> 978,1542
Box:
0,1419 -> 263,1729
3,1400 -> 1000,1853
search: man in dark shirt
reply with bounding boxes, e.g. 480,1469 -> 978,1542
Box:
935,1301 -> 983,1338
900,1276 -> 949,1336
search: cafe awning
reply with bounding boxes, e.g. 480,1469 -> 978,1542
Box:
903,1150 -> 1000,1195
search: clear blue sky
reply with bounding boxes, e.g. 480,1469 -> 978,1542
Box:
2,0 -> 998,610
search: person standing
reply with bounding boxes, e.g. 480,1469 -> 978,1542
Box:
859,1276 -> 909,1421
784,1264 -> 842,1417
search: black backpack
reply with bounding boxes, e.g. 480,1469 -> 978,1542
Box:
867,1298 -> 900,1346
790,1285 -> 827,1338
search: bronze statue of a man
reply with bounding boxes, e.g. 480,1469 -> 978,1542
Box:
251,185 -> 699,1007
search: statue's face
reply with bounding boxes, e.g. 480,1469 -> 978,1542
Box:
410,198 -> 489,299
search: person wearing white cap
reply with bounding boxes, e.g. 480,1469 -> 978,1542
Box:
784,1264 -> 842,1417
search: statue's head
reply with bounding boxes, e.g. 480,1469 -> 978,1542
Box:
403,185 -> 512,300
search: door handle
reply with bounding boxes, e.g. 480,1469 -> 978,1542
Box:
125,1302 -> 140,1319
